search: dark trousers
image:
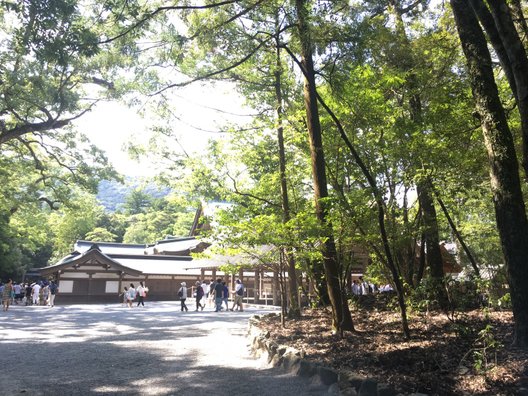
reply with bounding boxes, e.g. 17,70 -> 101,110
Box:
180,298 -> 188,311
137,295 -> 144,306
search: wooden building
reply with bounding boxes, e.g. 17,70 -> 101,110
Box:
37,238 -> 280,304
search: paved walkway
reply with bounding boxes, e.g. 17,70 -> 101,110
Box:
0,302 -> 329,396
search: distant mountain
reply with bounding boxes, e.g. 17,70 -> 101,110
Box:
97,178 -> 171,212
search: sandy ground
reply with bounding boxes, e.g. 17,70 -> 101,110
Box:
0,301 -> 329,396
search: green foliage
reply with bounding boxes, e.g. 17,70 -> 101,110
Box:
84,227 -> 118,242
47,194 -> 105,259
471,323 -> 503,373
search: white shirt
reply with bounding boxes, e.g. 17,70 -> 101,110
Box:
32,284 -> 41,296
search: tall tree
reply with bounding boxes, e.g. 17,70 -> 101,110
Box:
293,0 -> 354,333
451,0 -> 528,348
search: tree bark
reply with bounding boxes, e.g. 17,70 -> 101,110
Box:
451,0 -> 528,348
389,0 -> 448,307
417,182 -> 449,310
274,32 -> 300,318
508,0 -> 528,47
469,0 -> 518,99
433,189 -> 480,277
416,231 -> 427,286
293,0 -> 354,333
471,0 -> 528,179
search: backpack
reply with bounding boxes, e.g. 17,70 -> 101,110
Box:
177,288 -> 183,298
236,285 -> 244,296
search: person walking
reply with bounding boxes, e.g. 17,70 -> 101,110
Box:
178,282 -> 188,312
48,281 -> 58,307
13,282 -> 22,304
136,281 -> 148,307
25,283 -> 32,305
208,279 -> 216,308
194,281 -> 204,311
222,281 -> 229,311
214,278 -> 224,312
127,283 -> 136,308
120,286 -> 128,307
31,282 -> 41,306
230,279 -> 244,312
41,284 -> 50,306
2,279 -> 13,311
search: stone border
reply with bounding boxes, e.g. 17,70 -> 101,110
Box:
247,313 -> 427,396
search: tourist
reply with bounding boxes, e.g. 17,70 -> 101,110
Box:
13,282 -> 22,304
49,280 -> 58,307
201,281 -> 207,307
178,282 -> 188,312
2,279 -> 13,311
359,276 -> 369,295
214,278 -> 224,312
230,279 -> 244,312
351,280 -> 361,296
222,281 -> 229,311
25,283 -> 32,305
120,286 -> 128,307
136,281 -> 148,307
41,283 -> 50,306
208,278 -> 216,308
195,281 -> 204,311
31,282 -> 41,305
127,283 -> 136,308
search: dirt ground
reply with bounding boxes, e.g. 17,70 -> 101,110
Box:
256,302 -> 528,395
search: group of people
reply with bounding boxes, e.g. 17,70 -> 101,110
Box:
119,278 -> 245,312
351,277 -> 394,296
1,279 -> 59,311
121,281 -> 148,308
177,278 -> 245,312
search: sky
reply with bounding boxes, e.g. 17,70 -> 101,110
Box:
74,82 -> 249,177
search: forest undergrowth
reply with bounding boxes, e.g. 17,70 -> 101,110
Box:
256,298 -> 527,395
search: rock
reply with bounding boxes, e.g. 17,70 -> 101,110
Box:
340,371 -> 366,390
339,386 -> 359,396
277,345 -> 287,356
358,379 -> 378,396
298,360 -> 315,377
317,365 -> 339,386
327,382 -> 341,395
269,353 -> 281,367
377,382 -> 398,396
281,350 -> 301,373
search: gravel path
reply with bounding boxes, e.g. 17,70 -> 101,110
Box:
0,302 -> 329,396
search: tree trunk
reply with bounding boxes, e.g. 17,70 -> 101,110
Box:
451,0 -> 528,348
417,182 -> 449,310
389,0 -> 448,308
433,189 -> 480,277
469,0 -> 518,99
472,0 -> 528,179
274,33 -> 300,318
508,0 -> 528,47
294,0 -> 354,333
416,231 -> 427,286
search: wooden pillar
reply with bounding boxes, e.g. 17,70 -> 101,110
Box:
254,267 -> 260,304
118,271 -> 123,297
88,273 -> 93,296
273,270 -> 280,305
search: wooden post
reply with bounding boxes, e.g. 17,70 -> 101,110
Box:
273,270 -> 280,305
